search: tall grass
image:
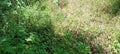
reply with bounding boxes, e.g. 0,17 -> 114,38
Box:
0,0 -> 120,54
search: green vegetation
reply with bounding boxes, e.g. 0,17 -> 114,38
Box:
0,0 -> 120,54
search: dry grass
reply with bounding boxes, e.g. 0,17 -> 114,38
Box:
51,0 -> 120,54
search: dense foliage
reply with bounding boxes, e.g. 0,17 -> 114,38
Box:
0,0 -> 120,54
0,0 -> 91,54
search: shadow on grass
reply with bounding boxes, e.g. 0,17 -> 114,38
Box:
104,0 -> 120,16
110,0 -> 120,16
69,30 -> 107,54
52,31 -> 91,54
90,43 -> 106,54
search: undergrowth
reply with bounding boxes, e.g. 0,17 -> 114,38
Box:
0,0 -> 91,54
0,0 -> 120,54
